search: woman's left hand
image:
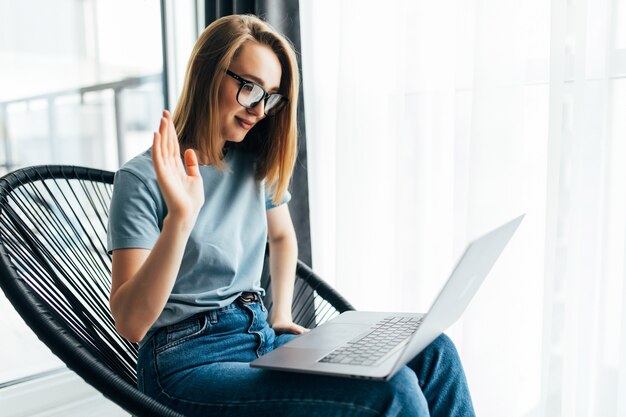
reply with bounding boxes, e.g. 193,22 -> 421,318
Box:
271,319 -> 310,335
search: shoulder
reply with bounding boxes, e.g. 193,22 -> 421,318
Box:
117,148 -> 156,183
113,148 -> 162,203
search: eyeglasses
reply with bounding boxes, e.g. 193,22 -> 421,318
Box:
225,69 -> 288,116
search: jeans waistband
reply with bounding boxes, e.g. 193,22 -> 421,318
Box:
141,292 -> 264,348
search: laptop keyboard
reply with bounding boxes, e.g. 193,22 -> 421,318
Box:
318,315 -> 423,367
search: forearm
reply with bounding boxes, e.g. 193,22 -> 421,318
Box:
268,233 -> 298,323
111,216 -> 194,342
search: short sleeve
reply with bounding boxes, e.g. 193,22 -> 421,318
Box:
264,182 -> 291,210
107,170 -> 162,254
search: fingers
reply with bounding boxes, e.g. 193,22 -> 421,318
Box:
165,110 -> 180,157
152,131 -> 163,169
156,110 -> 182,159
273,322 -> 310,335
171,120 -> 181,158
158,116 -> 168,160
154,109 -> 188,176
289,323 -> 310,334
184,149 -> 200,178
295,325 -> 310,334
162,111 -> 172,157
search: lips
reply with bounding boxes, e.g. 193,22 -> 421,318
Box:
235,116 -> 255,129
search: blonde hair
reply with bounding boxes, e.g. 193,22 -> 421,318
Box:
173,14 -> 299,205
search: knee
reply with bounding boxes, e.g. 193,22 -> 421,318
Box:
420,333 -> 464,377
430,334 -> 459,356
381,367 -> 429,416
387,367 -> 420,398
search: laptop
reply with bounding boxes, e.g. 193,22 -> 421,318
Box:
251,214 -> 524,380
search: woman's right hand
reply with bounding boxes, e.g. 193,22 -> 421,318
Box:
152,110 -> 205,224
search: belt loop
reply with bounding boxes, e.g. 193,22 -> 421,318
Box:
209,309 -> 218,324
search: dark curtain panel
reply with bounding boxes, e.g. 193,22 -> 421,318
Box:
205,0 -> 312,266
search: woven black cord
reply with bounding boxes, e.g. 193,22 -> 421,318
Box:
1,188 -> 136,382
0,165 -> 353,417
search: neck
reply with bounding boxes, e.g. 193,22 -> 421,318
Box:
183,142 -> 230,166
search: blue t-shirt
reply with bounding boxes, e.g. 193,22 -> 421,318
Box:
107,147 -> 290,345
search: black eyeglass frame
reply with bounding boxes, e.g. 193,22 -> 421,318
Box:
225,69 -> 288,116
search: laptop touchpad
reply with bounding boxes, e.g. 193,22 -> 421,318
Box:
286,323 -> 371,349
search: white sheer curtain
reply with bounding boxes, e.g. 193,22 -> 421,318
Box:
300,0 -> 626,416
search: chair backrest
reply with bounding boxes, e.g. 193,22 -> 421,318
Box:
0,165 -> 352,417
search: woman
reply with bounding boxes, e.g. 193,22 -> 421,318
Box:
108,14 -> 475,417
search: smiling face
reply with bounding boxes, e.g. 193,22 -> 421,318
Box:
218,41 -> 282,144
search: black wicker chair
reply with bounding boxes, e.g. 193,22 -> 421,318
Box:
0,165 -> 354,417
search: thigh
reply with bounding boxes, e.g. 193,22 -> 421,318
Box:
153,361 -> 429,417
138,307 -> 429,417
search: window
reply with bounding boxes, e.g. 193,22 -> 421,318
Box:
0,0 -> 164,384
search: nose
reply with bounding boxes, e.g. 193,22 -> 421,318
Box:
247,99 -> 266,118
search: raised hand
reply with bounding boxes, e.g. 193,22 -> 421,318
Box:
152,110 -> 205,225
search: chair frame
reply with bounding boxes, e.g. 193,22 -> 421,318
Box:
0,165 -> 353,417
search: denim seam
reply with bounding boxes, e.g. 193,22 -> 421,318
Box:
209,310 -> 218,324
241,303 -> 265,357
151,338 -> 168,396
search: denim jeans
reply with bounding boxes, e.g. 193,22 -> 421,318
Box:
137,297 -> 475,417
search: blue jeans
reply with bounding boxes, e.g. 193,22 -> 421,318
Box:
137,297 -> 475,417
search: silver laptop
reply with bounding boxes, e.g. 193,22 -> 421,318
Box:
251,214 -> 524,380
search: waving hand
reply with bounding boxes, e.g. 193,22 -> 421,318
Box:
152,110 -> 205,224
